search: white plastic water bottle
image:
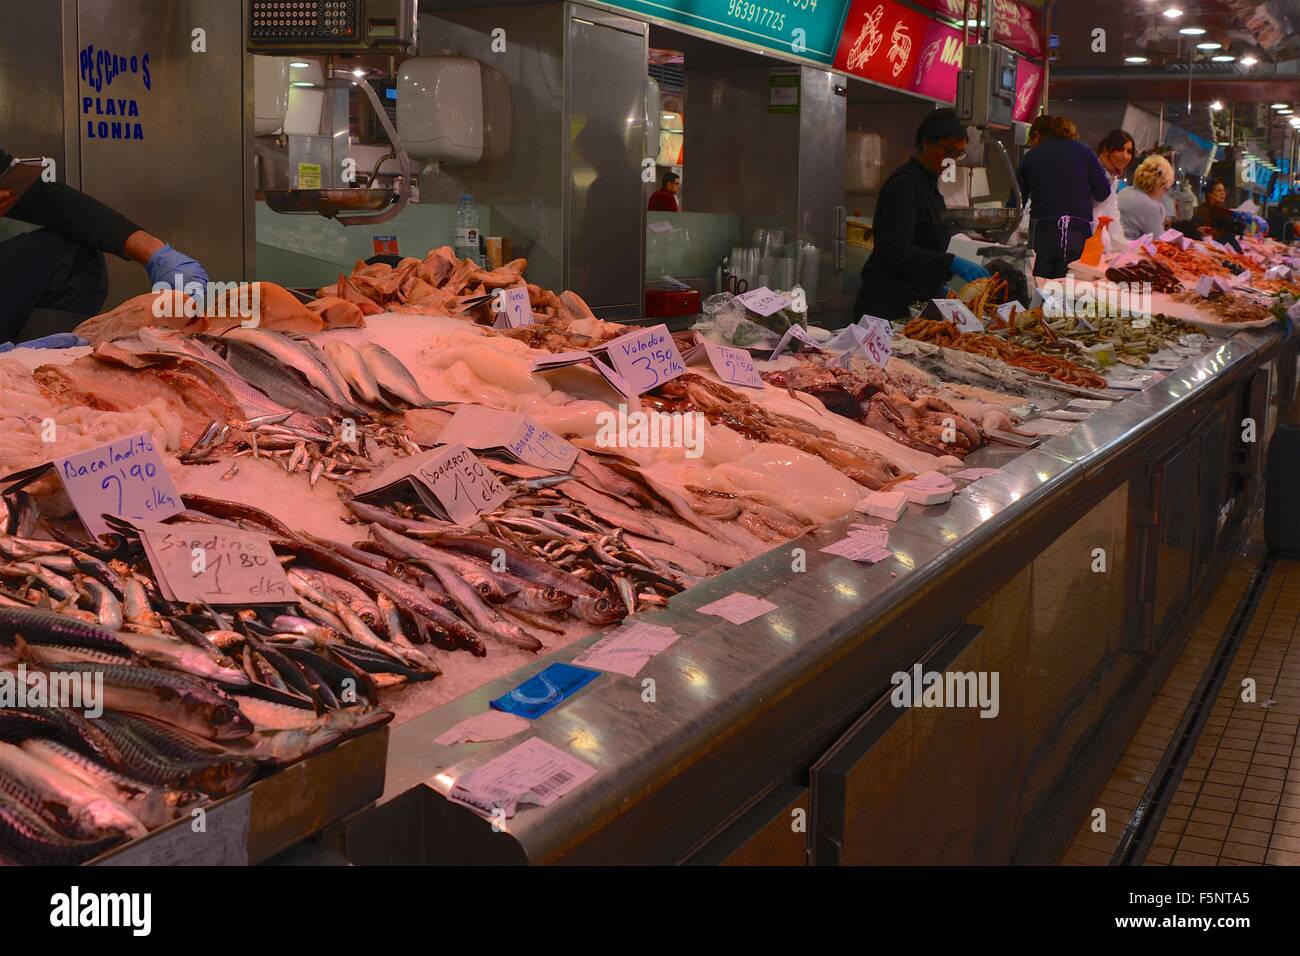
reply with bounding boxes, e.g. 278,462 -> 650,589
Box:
455,194 -> 481,264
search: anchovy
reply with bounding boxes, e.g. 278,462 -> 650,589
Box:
290,567 -> 382,627
53,663 -> 253,740
331,600 -> 431,670
1,561 -> 78,602
121,575 -> 161,629
356,342 -> 440,408
5,492 -> 38,539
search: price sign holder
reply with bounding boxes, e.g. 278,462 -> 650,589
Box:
682,334 -> 764,388
437,405 -> 578,472
923,298 -> 983,333
0,431 -> 183,539
492,285 -> 534,330
356,442 -> 510,526
592,323 -> 687,395
137,522 -> 292,605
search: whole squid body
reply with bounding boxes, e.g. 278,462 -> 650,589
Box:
412,529 -> 624,625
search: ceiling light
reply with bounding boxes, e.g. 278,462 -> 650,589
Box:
289,61 -> 310,69
1210,100 -> 1223,110
1162,8 -> 1183,18
291,81 -> 315,87
1125,55 -> 1149,64
1212,54 -> 1235,62
1280,108 -> 1294,114
1178,27 -> 1205,35
1239,56 -> 1257,66
1196,42 -> 1222,50
964,19 -> 987,27
1271,103 -> 1289,109
352,68 -> 366,78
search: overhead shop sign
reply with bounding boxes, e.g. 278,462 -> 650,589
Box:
607,1 -> 852,65
834,0 -> 931,88
1013,56 -> 1043,123
912,0 -> 1045,58
910,17 -> 964,102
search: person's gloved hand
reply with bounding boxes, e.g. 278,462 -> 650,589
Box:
146,245 -> 209,299
951,256 -> 991,283
0,333 -> 89,353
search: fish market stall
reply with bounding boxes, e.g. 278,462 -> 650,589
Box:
0,232 -> 1295,865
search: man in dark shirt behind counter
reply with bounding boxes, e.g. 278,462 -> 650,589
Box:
855,108 -> 989,322
0,146 -> 208,341
1016,116 -> 1112,278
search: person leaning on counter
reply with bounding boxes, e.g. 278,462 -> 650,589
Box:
854,108 -> 989,322
1193,179 -> 1242,253
0,145 -> 208,342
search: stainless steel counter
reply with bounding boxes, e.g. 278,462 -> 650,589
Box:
335,326 -> 1292,865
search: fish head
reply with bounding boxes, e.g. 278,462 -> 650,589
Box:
189,758 -> 260,796
579,594 -> 626,625
198,697 -> 255,740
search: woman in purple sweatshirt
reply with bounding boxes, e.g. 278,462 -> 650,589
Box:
1015,117 -> 1112,279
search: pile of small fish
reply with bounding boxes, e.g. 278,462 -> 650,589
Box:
0,516 -> 394,864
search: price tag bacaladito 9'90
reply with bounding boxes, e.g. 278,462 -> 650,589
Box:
54,432 -> 183,537
602,323 -> 687,395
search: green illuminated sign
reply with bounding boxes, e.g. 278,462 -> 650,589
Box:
609,0 -> 851,65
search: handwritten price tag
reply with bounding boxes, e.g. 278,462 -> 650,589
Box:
704,340 -> 763,388
139,523 -> 290,605
602,324 -> 687,395
492,285 -> 533,330
438,405 -> 578,472
858,317 -> 892,365
736,286 -> 790,318
357,443 -> 510,526
926,298 -> 983,333
771,323 -> 822,358
54,432 -> 183,538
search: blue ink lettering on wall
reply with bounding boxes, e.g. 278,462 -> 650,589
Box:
78,44 -> 151,141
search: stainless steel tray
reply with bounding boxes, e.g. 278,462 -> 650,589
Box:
263,188 -> 397,217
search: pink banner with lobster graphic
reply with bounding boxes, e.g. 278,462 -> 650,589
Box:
1013,56 -> 1043,122
909,18 -> 964,102
833,0 -> 932,91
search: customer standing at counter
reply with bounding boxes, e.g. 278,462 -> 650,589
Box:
1118,154 -> 1174,239
0,145 -> 208,341
1193,179 -> 1242,252
1016,117 -> 1111,278
854,109 -> 989,322
1094,129 -> 1135,252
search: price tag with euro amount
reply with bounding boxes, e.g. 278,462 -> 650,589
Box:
704,340 -> 763,388
53,432 -> 183,538
492,285 -> 533,330
138,523 -> 290,605
929,298 -> 983,334
736,286 -> 790,318
412,443 -> 511,525
857,317 -> 892,365
602,324 -> 687,395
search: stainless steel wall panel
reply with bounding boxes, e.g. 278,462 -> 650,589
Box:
74,0 -> 250,304
0,0 -> 71,177
417,4 -> 567,291
562,7 -> 646,318
795,67 -> 844,305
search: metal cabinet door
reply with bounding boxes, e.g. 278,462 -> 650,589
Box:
563,8 -> 646,320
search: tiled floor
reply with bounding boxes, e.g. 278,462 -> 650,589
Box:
1062,540 -> 1300,866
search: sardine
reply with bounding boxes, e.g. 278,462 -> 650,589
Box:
115,630 -> 248,687
76,576 -> 123,631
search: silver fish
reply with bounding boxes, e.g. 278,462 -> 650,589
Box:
222,328 -> 359,411
356,342 -> 440,408
0,742 -> 147,839
323,340 -> 396,410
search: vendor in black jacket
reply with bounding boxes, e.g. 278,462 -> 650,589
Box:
0,146 -> 208,341
854,109 -> 989,322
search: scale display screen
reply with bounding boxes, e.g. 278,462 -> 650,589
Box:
250,0 -> 359,42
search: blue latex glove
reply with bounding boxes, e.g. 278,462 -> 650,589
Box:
951,256 -> 991,283
17,332 -> 89,350
145,245 -> 209,299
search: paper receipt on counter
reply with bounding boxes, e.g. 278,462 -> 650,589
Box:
448,738 -> 597,819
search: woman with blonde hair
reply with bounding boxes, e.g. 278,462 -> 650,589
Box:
1117,154 -> 1174,239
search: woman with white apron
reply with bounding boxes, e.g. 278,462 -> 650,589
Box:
1094,130 -> 1135,252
